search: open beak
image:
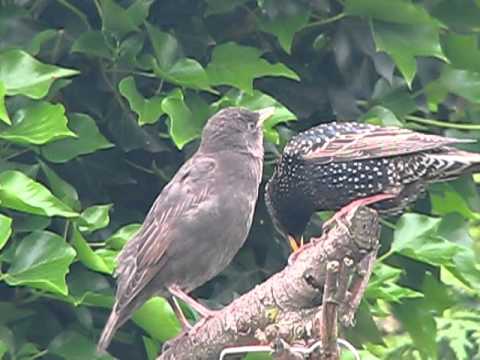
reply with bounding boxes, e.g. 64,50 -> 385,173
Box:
255,107 -> 276,126
288,234 -> 304,253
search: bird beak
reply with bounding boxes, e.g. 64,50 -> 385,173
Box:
255,107 -> 276,126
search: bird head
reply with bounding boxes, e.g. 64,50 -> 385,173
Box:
200,107 -> 275,155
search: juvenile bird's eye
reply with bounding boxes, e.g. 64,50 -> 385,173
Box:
247,122 -> 256,131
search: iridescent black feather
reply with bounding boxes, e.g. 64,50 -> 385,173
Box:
266,122 -> 480,241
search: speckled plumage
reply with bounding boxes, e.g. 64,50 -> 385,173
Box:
266,122 -> 480,241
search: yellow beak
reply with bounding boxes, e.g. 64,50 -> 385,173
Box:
255,107 -> 276,125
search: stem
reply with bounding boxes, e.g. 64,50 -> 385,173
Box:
406,115 -> 480,130
379,218 -> 396,230
304,13 -> 346,29
4,148 -> 31,161
55,0 -> 91,30
377,249 -> 394,263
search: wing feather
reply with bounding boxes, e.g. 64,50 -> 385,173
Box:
303,125 -> 475,163
115,156 -> 216,309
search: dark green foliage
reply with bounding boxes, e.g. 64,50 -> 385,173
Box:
0,0 -> 479,359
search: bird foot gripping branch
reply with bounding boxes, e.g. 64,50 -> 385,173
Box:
157,206 -> 380,360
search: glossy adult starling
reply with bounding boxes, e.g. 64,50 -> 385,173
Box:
97,107 -> 275,352
265,122 -> 480,249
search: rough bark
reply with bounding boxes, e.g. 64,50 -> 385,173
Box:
158,206 -> 380,360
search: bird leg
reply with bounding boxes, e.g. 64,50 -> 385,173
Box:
168,285 -> 216,319
167,297 -> 192,330
323,193 -> 396,231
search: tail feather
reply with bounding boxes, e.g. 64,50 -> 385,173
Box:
97,303 -> 127,354
426,148 -> 480,182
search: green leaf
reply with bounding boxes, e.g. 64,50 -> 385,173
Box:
162,89 -> 210,149
119,76 -> 164,126
372,21 -> 447,87
391,213 -> 463,266
41,113 -> 113,163
205,0 -> 249,15
143,336 -> 160,360
26,29 -> 58,56
39,160 -> 80,211
0,82 -> 11,125
258,3 -> 310,53
366,263 -> 423,302
0,214 -> 12,251
71,226 -> 112,274
5,231 -> 76,295
145,23 -> 182,70
49,329 -> 114,360
442,33 -> 480,74
71,31 -> 113,59
132,297 -> 181,342
0,170 -> 78,217
214,89 -> 297,143
206,42 -> 299,94
436,66 -> 480,104
0,102 -> 76,145
106,223 -> 141,250
429,182 -> 480,221
431,0 -> 480,32
145,24 -> 212,91
0,49 -> 78,99
361,105 -> 404,127
395,300 -> 438,359
345,0 -> 437,25
98,0 -> 140,38
77,204 -> 112,233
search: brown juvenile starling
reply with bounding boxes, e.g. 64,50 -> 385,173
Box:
265,122 -> 480,250
97,107 -> 275,352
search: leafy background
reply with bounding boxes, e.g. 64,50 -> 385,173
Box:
1,0 -> 480,359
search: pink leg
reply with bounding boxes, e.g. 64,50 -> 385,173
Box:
323,193 -> 396,230
168,285 -> 216,318
167,297 -> 192,330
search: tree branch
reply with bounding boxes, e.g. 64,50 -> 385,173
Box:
157,206 -> 380,360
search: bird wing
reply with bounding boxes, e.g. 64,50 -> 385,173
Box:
303,125 -> 474,163
115,156 -> 216,308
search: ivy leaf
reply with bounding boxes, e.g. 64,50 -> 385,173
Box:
0,102 -> 76,145
442,33 -> 480,74
119,76 -> 164,126
162,89 -> 211,149
0,170 -> 78,218
39,160 -> 80,211
0,214 -> 12,251
0,49 -> 78,99
257,1 -> 310,53
77,204 -> 112,234
206,42 -> 299,94
5,231 -> 76,296
345,0 -> 437,25
71,227 -> 112,274
132,298 -> 181,342
372,21 -> 447,88
204,0 -> 249,16
361,105 -> 404,127
391,213 -> 463,266
71,31 -> 113,59
0,82 -> 11,125
106,223 -> 141,250
146,24 -> 212,91
41,113 -> 113,163
98,0 -> 140,38
49,329 -> 114,360
366,264 -> 423,302
435,66 -> 480,104
214,89 -> 297,143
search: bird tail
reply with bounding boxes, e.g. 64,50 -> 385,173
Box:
97,303 -> 127,354
426,148 -> 480,182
